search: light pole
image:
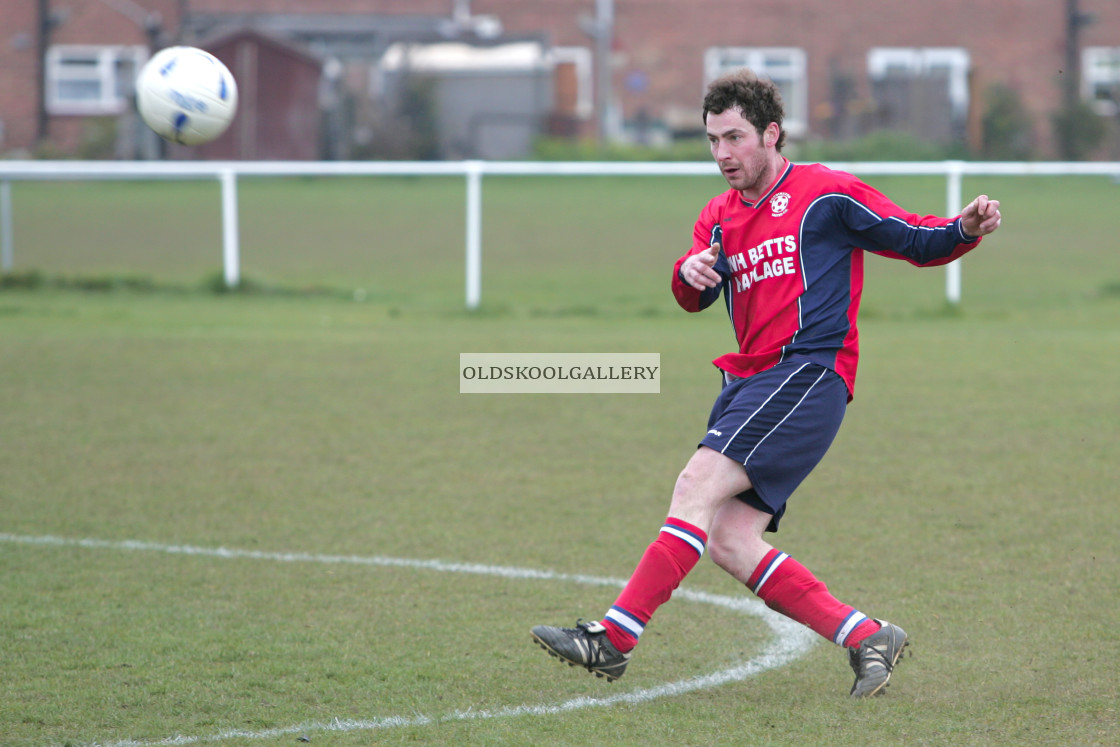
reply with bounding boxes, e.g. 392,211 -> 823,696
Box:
581,0 -> 615,144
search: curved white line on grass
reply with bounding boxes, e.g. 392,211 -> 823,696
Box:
0,533 -> 816,746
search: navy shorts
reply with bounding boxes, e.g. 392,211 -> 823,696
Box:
699,359 -> 847,533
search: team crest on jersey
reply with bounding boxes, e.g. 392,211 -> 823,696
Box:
770,192 -> 791,217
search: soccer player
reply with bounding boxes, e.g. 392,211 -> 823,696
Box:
531,69 -> 1002,697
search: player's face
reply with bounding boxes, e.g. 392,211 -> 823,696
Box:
706,108 -> 775,198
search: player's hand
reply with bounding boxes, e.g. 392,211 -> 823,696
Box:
681,243 -> 723,290
960,194 -> 1001,238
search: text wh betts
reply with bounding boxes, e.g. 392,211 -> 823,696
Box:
726,234 -> 799,292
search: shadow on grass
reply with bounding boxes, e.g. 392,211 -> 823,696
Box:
1099,280 -> 1120,299
0,268 -> 354,300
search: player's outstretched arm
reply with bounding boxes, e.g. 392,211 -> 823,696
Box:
960,195 -> 1002,238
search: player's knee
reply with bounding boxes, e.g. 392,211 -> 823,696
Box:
672,463 -> 698,497
708,528 -> 760,581
670,463 -> 711,514
708,524 -> 770,580
707,529 -> 735,570
667,470 -> 703,517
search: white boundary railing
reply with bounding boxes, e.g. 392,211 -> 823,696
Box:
2,160 -> 1118,308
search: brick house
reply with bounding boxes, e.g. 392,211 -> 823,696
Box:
2,0 -> 1118,159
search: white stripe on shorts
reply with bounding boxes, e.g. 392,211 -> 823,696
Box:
742,368 -> 829,465
720,363 -> 811,456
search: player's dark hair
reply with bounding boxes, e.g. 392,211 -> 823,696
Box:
703,69 -> 787,151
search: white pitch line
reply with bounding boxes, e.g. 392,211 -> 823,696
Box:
0,533 -> 816,746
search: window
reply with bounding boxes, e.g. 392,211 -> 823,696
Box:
46,45 -> 148,115
866,48 -> 971,143
704,47 -> 808,137
1083,47 -> 1120,116
867,48 -> 971,118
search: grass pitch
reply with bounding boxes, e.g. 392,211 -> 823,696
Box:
1,173 -> 1118,746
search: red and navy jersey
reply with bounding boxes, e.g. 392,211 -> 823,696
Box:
672,160 -> 982,400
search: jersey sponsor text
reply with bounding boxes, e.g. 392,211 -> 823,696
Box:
727,234 -> 799,292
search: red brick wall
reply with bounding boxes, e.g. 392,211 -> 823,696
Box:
47,0 -> 178,45
0,2 -> 42,152
3,0 -> 1118,157
189,0 -> 449,11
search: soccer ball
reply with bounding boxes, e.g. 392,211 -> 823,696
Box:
135,46 -> 238,146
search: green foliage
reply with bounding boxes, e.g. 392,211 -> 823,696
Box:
532,136 -> 713,161
1052,100 -> 1108,160
27,139 -> 71,160
64,272 -> 157,292
355,76 -> 442,160
1,269 -> 160,292
19,118 -> 119,160
535,130 -> 974,164
200,268 -> 262,294
981,83 -> 1035,160
793,130 -> 966,162
0,269 -> 355,299
0,269 -> 44,289
76,117 -> 119,160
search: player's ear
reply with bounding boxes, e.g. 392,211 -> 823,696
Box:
763,123 -> 779,148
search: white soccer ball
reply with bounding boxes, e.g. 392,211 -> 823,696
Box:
135,46 -> 238,146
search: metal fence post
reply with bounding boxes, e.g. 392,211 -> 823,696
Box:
945,160 -> 964,305
220,169 -> 240,288
465,160 -> 483,310
1,181 -> 13,273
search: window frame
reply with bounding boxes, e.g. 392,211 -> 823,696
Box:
1083,47 -> 1120,116
45,44 -> 149,116
866,47 -> 971,119
703,47 -> 808,138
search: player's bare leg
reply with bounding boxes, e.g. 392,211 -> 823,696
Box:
531,447 -> 746,680
706,495 -> 775,580
709,497 -> 907,696
665,446 -> 753,529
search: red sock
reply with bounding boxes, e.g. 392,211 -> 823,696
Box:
601,518 -> 707,652
747,549 -> 880,647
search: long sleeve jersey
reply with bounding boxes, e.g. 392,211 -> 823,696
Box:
672,160 -> 982,400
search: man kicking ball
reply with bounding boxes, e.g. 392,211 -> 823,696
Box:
530,68 -> 1001,698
